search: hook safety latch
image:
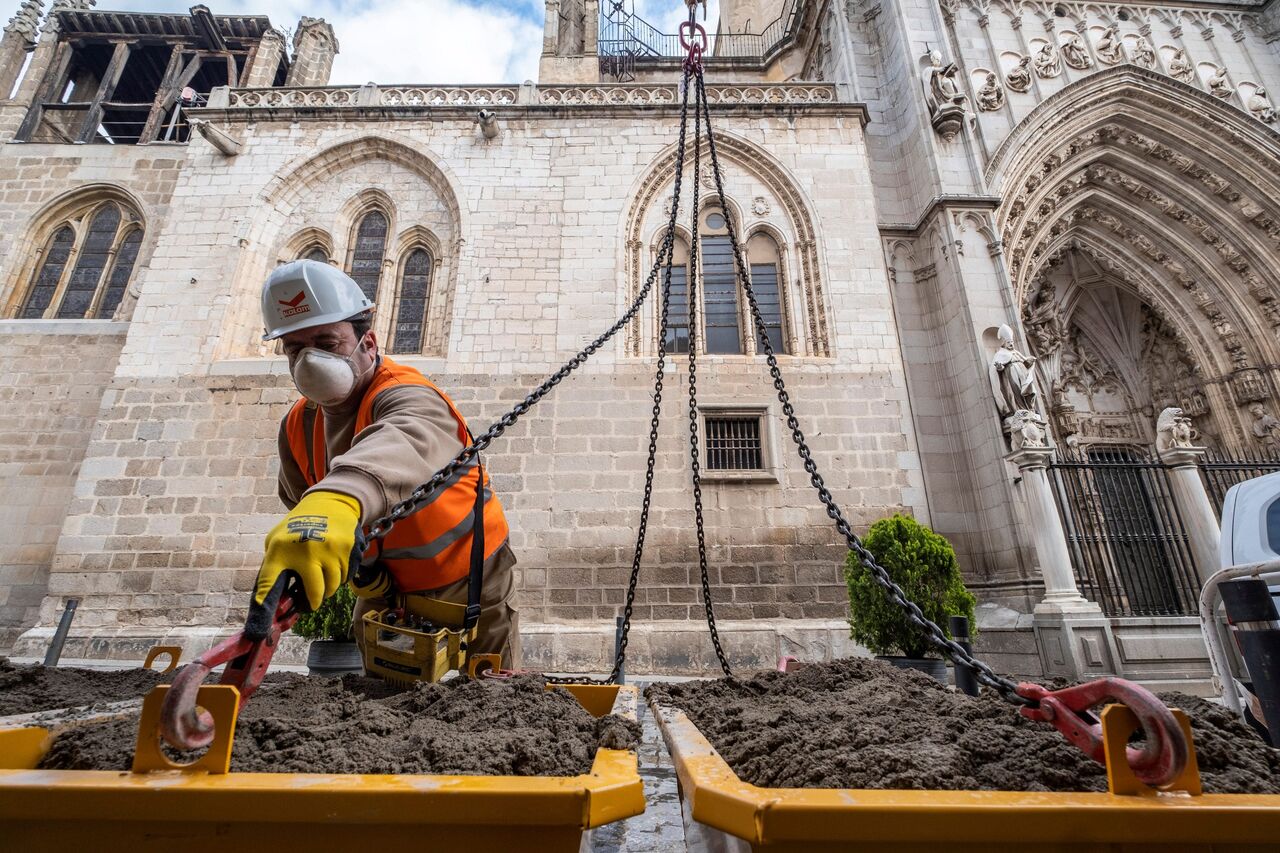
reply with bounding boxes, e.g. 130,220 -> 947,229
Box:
158,578 -> 302,750
1016,677 -> 1189,788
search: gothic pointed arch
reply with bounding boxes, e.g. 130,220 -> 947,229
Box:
991,67 -> 1280,451
622,131 -> 831,358
218,133 -> 465,359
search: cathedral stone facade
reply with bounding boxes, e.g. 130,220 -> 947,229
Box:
0,0 -> 1276,684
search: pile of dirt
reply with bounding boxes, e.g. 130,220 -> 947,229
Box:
0,657 -> 168,716
40,673 -> 640,776
647,658 -> 1280,794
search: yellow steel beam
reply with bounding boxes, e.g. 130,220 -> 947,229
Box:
652,699 -> 1280,852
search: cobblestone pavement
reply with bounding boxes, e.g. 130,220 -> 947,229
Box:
589,681 -> 687,852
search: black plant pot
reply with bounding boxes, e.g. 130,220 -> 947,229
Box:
875,655 -> 948,683
306,640 -> 363,677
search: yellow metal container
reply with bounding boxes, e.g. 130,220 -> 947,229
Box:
0,684 -> 644,852
652,698 -> 1280,853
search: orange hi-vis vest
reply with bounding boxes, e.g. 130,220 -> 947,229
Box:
283,357 -> 509,594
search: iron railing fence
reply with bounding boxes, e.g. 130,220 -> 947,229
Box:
1199,448 -> 1280,511
1049,449 -> 1203,617
598,0 -> 803,64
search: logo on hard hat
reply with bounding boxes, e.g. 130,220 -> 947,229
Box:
278,291 -> 311,318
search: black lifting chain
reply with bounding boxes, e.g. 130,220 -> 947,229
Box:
689,70 -> 1031,707
362,61 -> 700,686
361,29 -> 1034,707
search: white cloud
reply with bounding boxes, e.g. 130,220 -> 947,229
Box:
74,0 -> 542,82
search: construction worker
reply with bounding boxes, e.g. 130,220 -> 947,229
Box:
252,259 -> 519,668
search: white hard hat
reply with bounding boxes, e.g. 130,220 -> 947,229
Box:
261,260 -> 374,341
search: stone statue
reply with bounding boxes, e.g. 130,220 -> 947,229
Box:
1155,406 -> 1197,452
1250,404 -> 1280,456
1005,54 -> 1032,92
1033,42 -> 1062,78
1094,25 -> 1123,65
922,49 -> 968,141
990,324 -> 1039,417
1167,48 -> 1194,83
1060,31 -> 1092,70
1132,35 -> 1156,69
923,49 -> 967,112
977,72 -> 1005,111
1247,87 -> 1277,124
1208,66 -> 1232,99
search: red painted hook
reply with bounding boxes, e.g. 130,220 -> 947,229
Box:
1016,677 -> 1189,788
158,592 -> 299,750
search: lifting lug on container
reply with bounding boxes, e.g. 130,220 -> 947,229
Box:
1016,678 -> 1189,788
158,574 -> 303,750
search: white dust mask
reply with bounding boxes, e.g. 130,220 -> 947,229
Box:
290,345 -> 370,406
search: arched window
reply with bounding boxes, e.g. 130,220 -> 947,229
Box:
747,232 -> 787,355
663,237 -> 691,354
21,226 -> 74,318
700,206 -> 743,354
392,248 -> 433,354
302,245 -> 328,264
19,201 -> 144,319
348,210 -> 388,301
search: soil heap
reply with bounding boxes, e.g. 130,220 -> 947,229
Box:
647,657 -> 1280,793
0,657 -> 168,716
38,672 -> 639,776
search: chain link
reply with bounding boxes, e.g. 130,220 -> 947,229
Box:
685,84 -> 732,677
360,40 -> 1033,707
693,73 -> 1031,707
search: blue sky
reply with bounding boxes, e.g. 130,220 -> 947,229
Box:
24,0 -> 718,84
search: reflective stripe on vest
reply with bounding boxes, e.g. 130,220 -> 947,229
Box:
283,357 -> 510,593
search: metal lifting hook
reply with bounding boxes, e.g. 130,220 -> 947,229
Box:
1016,678 -> 1190,788
158,574 -> 303,750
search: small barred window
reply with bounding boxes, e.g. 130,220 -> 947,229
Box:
705,415 -> 764,471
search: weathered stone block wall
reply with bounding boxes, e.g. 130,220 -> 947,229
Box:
11,102 -> 930,664
0,323 -> 126,650
25,359 -> 911,641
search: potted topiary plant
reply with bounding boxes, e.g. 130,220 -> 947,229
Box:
844,513 -> 976,683
293,583 -> 363,677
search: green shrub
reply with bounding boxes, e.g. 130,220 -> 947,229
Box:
844,514 -> 976,659
292,583 -> 356,641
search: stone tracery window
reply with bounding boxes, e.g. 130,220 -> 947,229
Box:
347,209 -> 388,301
19,201 -> 144,320
391,247 -> 433,354
654,209 -> 792,357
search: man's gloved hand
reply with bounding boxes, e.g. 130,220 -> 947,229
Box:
256,491 -> 362,612
350,560 -> 393,599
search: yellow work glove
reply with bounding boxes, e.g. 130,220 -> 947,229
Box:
256,491 -> 362,613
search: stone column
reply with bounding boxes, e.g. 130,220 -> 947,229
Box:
0,1 -> 41,100
1157,444 -> 1221,583
1006,445 -> 1098,615
242,28 -> 286,89
285,17 -> 339,87
1007,444 -> 1119,679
